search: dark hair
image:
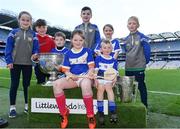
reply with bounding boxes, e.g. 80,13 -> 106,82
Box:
35,19 -> 47,27
81,6 -> 92,13
18,11 -> 32,20
103,24 -> 114,31
71,29 -> 85,40
54,31 -> 66,40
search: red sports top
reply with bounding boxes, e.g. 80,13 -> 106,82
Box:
37,34 -> 55,53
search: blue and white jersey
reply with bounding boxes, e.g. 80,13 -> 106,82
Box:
51,47 -> 69,55
95,55 -> 118,76
62,47 -> 94,75
95,38 -> 121,57
110,38 -> 121,57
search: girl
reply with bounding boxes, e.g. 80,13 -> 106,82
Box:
53,30 -> 96,129
95,24 -> 121,59
5,11 -> 39,118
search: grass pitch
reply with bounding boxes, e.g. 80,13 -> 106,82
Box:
0,68 -> 180,127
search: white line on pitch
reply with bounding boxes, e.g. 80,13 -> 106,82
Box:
148,90 -> 180,96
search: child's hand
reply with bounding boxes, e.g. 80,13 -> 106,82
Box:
31,54 -> 39,63
7,63 -> 13,69
86,69 -> 96,79
66,72 -> 78,81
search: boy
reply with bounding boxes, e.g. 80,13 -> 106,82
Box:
75,6 -> 101,54
94,39 -> 118,125
51,31 -> 69,54
124,16 -> 151,108
34,19 -> 55,84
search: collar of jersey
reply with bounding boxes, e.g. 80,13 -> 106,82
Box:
101,54 -> 112,60
71,47 -> 83,54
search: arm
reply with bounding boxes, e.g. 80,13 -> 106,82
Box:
87,49 -> 95,79
32,32 -> 39,54
94,25 -> 101,51
5,30 -> 15,67
113,39 -> 121,59
140,34 -> 151,64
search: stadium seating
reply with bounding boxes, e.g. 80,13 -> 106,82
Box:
148,61 -> 167,69
163,60 -> 180,69
1,9 -> 180,69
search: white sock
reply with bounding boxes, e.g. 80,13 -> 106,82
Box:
10,105 -> 16,111
25,103 -> 28,110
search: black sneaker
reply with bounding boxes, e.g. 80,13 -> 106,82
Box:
109,111 -> 118,123
97,112 -> 105,126
0,118 -> 8,128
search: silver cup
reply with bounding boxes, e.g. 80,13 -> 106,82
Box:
38,53 -> 64,86
117,76 -> 138,103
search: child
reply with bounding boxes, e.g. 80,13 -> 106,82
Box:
51,31 -> 69,54
94,39 -> 118,125
5,11 -> 39,118
53,30 -> 96,129
95,24 -> 121,59
34,19 -> 55,84
124,16 -> 151,108
75,6 -> 101,54
51,32 -> 69,80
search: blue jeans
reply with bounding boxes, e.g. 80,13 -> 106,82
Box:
125,70 -> 148,107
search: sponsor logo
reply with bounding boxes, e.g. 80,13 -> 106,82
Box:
31,98 -> 108,114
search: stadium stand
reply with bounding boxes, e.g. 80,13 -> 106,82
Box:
0,9 -> 72,67
118,31 -> 180,69
163,60 -> 180,69
148,61 -> 167,69
1,9 -> 180,69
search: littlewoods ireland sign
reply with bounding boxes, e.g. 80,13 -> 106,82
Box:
31,98 -> 108,114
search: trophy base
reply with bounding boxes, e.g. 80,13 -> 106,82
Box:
42,81 -> 53,86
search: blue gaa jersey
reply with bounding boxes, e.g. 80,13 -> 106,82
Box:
95,38 -> 121,57
51,47 -> 69,55
62,47 -> 94,75
95,55 -> 118,76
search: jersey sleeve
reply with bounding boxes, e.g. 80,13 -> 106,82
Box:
87,49 -> 95,68
5,29 -> 16,64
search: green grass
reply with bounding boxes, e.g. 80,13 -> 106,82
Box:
0,68 -> 180,127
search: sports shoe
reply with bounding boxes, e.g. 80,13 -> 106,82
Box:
60,108 -> 69,128
87,116 -> 96,129
9,109 -> 17,118
24,109 -> 28,114
109,111 -> 118,123
0,118 -> 8,128
97,112 -> 105,126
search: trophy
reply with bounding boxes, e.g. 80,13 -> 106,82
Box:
116,76 -> 138,103
37,53 -> 64,86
